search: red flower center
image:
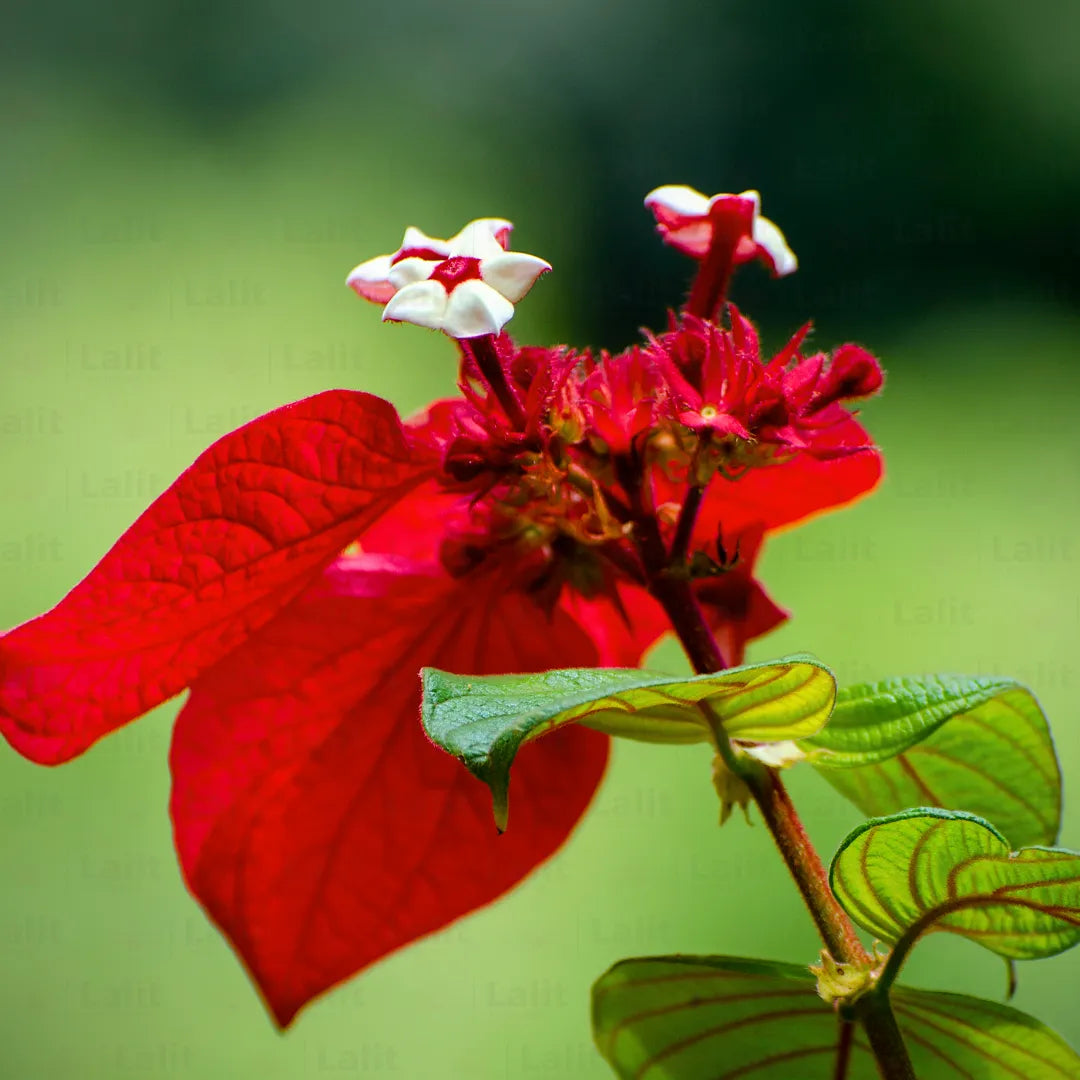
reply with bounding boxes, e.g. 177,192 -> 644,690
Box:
430,256 -> 483,290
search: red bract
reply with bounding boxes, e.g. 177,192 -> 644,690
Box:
1,197 -> 885,1027
0,383 -> 643,1027
0,392 -> 434,765
170,555 -> 610,1026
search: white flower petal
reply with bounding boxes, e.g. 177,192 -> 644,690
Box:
644,184 -> 712,220
442,279 -> 515,338
447,217 -> 513,252
480,252 -> 551,303
753,214 -> 798,276
387,257 -> 439,290
398,226 -> 451,258
448,219 -> 508,260
382,280 -> 449,331
345,255 -> 395,303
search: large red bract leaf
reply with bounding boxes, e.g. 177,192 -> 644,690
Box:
170,555 -> 610,1027
0,391 -> 434,765
559,584 -> 670,667
358,479 -> 458,561
696,435 -> 882,537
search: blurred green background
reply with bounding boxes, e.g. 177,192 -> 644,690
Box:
2,2 -> 1079,1076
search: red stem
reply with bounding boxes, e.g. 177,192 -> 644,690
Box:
685,209 -> 742,320
468,334 -> 526,429
751,766 -> 870,965
622,454 -> 915,1079
668,483 -> 705,566
617,457 -> 728,671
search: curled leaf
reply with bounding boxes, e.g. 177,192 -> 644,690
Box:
830,809 -> 1080,962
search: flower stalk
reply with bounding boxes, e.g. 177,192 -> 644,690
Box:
686,215 -> 740,320
632,493 -> 917,1080
618,456 -> 729,672
745,762 -> 870,966
668,482 -> 705,567
467,334 -> 526,429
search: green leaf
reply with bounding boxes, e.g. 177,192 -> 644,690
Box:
592,954 -> 1080,1079
801,676 -> 1061,848
420,657 -> 834,829
831,809 -> 1080,961
889,987 -> 1080,1080
593,955 -> 871,1079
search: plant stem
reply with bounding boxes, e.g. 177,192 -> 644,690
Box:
627,486 -> 917,1079
855,993 -> 918,1080
669,483 -> 705,566
744,762 -> 869,966
646,567 -> 729,673
468,334 -> 526,429
686,217 -> 739,321
645,559 -> 867,965
619,461 -> 727,671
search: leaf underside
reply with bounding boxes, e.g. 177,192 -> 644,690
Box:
592,954 -> 1080,1079
802,676 -> 1061,848
421,657 -> 834,829
831,809 -> 1080,960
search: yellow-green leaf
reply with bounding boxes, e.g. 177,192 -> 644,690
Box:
592,954 -> 1080,1079
831,809 -> 1080,961
420,658 -> 834,829
802,676 -> 1061,848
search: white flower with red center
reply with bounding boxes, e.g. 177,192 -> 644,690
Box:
644,185 -> 798,277
346,219 -> 550,339
346,219 -> 511,304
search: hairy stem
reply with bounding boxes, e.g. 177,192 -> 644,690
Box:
643,558 -> 729,673
745,762 -> 870,965
624,471 -> 916,1078
468,334 -> 526,429
643,546 -> 867,963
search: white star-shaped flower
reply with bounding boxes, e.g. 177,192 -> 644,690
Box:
644,185 -> 797,277
347,218 -> 550,338
346,218 -> 513,304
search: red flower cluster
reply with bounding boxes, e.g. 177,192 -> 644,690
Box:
650,310 -> 883,461
0,192 -> 883,1025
